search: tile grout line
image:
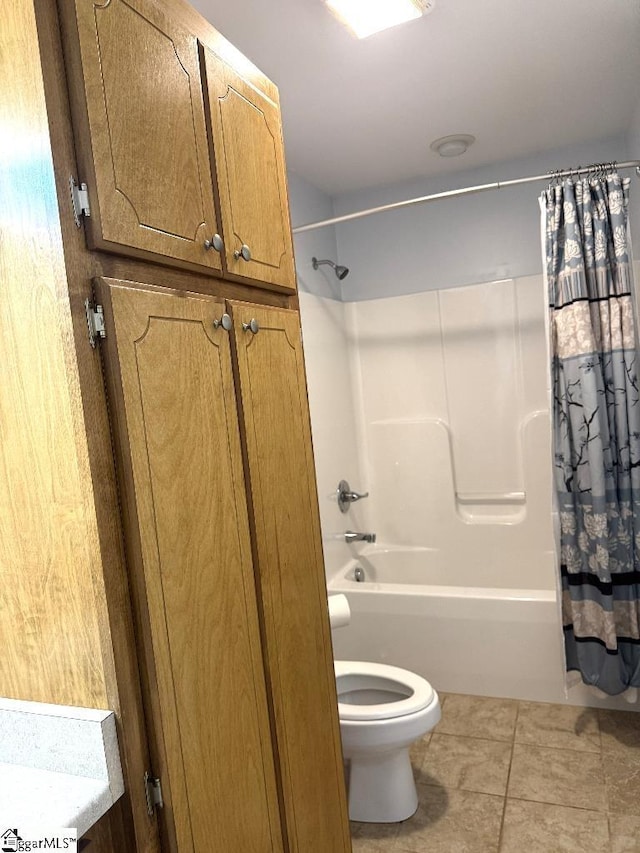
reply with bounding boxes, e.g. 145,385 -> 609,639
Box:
605,815 -> 613,853
510,740 -> 601,755
435,732 -> 602,753
433,729 -> 518,744
495,700 -> 520,851
596,708 -> 614,851
505,794 -> 610,813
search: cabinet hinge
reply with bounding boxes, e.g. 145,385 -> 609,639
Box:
69,175 -> 91,227
144,771 -> 164,815
85,298 -> 106,348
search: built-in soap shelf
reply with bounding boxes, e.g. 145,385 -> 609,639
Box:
455,491 -> 527,524
456,492 -> 526,504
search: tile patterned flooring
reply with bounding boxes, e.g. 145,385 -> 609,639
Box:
350,693 -> 640,852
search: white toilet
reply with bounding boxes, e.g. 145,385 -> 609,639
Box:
335,659 -> 441,823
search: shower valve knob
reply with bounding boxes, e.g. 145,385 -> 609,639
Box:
337,479 -> 369,513
234,244 -> 251,262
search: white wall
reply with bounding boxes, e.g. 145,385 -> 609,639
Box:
627,99 -> 640,256
332,135 -> 630,300
289,173 -> 367,581
288,171 -> 342,301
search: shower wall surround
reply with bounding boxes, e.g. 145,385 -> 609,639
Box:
347,275 -> 556,590
290,173 -> 368,578
299,291 -> 367,578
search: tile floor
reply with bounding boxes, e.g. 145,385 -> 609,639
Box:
350,692 -> 640,852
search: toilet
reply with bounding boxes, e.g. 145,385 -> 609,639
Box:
335,659 -> 441,823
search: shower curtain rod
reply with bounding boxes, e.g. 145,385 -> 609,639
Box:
292,159 -> 640,234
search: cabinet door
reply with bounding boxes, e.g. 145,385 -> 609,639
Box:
230,302 -> 351,852
95,280 -> 283,853
201,47 -> 297,292
65,0 -> 222,272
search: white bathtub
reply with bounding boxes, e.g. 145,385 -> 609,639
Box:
328,546 -> 575,704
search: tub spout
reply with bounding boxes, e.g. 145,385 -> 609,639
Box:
345,531 -> 376,543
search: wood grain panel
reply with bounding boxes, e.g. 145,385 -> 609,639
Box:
33,0 -> 167,846
201,47 -> 297,292
98,280 -> 283,853
230,302 -> 351,852
169,0 -> 280,106
78,798 -> 128,852
64,0 -> 222,271
0,0 -> 108,710
96,251 -> 295,305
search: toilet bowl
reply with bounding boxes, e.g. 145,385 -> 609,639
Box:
335,660 -> 440,823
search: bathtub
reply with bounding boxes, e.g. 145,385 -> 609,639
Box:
327,546 -> 574,704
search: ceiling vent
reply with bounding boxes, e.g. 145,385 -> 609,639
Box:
430,134 -> 476,157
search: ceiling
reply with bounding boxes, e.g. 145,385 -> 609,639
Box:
192,0 -> 640,196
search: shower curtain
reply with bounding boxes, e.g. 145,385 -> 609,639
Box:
542,172 -> 640,695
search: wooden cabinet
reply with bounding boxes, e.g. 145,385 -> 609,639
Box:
62,0 -> 296,290
64,0 -> 222,272
230,303 -> 351,851
4,0 -> 349,849
94,283 -> 349,851
96,280 -> 285,851
201,49 -> 297,291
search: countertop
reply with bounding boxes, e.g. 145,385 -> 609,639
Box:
0,698 -> 124,837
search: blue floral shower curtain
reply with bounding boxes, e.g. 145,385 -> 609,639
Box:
542,172 -> 640,695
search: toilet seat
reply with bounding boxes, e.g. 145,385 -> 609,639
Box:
335,660 -> 435,721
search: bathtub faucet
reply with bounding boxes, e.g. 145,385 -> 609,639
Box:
344,530 -> 376,543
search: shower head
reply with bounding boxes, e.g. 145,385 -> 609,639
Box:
312,257 -> 349,280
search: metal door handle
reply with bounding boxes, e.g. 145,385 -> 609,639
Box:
213,313 -> 232,331
242,319 -> 259,334
234,244 -> 251,262
204,233 -> 223,252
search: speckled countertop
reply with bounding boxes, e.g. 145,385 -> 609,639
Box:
0,698 -> 124,836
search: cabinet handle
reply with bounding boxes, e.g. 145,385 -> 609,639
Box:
234,244 -> 251,262
213,313 -> 232,331
204,234 -> 224,252
242,318 -> 259,334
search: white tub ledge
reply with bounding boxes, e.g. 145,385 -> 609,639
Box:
0,697 -> 124,837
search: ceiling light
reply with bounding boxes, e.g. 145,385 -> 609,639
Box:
326,0 -> 435,39
430,134 -> 476,157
